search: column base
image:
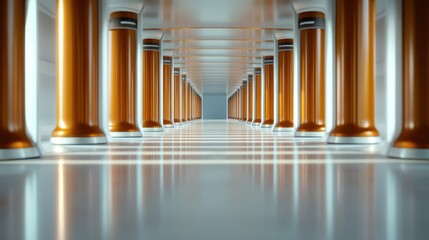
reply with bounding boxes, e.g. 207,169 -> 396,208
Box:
142,127 -> 164,132
388,147 -> 429,160
174,122 -> 183,126
261,124 -> 272,128
327,136 -> 380,144
295,131 -> 325,137
163,124 -> 175,128
0,147 -> 40,160
273,127 -> 294,132
51,136 -> 107,145
252,122 -> 261,127
110,131 -> 142,138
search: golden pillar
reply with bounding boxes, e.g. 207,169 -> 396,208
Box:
237,87 -> 242,121
142,38 -> 163,132
252,68 -> 262,126
173,68 -> 182,125
192,88 -> 197,120
52,0 -> 107,144
229,97 -> 232,119
241,81 -> 248,122
163,56 -> 174,128
389,0 -> 429,159
247,75 -> 253,123
262,56 -> 274,128
274,39 -> 294,132
231,94 -> 234,119
192,88 -> 195,120
187,82 -> 192,122
196,94 -> 200,120
199,95 -> 202,119
0,0 -> 40,159
328,0 -> 380,144
234,91 -> 238,120
181,75 -> 187,123
231,92 -> 235,119
236,90 -> 240,120
189,88 -> 192,121
296,12 -> 326,137
109,11 -> 141,138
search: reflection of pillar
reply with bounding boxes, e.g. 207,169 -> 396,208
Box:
296,12 -> 326,137
173,68 -> 182,125
389,0 -> 429,159
252,68 -> 262,126
241,81 -> 248,122
328,0 -> 380,144
274,39 -> 295,132
262,56 -> 274,128
109,11 -> 141,138
56,160 -> 107,239
247,75 -> 253,124
0,0 -> 40,159
163,56 -> 174,128
181,76 -> 187,123
52,0 -> 107,145
142,38 -> 163,132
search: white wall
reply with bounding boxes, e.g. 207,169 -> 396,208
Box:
37,10 -> 56,141
376,16 -> 387,139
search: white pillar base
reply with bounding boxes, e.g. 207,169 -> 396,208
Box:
295,131 -> 325,137
273,127 -> 294,132
327,136 -> 381,144
110,131 -> 142,138
163,124 -> 175,128
51,136 -> 107,145
0,147 -> 40,160
261,124 -> 273,128
388,147 -> 429,160
142,127 -> 164,132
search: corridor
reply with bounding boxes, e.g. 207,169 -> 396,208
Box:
1,0 -> 429,239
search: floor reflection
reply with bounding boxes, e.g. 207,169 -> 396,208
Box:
0,121 -> 428,239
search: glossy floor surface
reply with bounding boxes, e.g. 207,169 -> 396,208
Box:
1,121 -> 428,240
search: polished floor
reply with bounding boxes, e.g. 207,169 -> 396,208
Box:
0,120 -> 428,240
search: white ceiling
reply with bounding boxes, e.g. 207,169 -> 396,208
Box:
141,0 -> 298,94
